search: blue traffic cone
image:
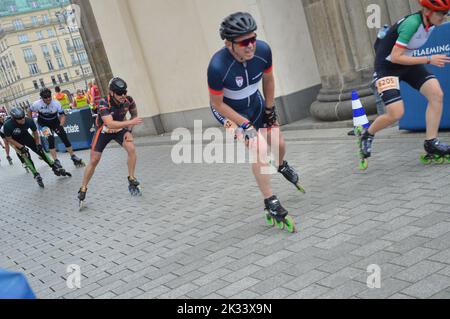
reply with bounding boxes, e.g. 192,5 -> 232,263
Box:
352,90 -> 370,129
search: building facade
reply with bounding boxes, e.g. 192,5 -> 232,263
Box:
0,0 -> 94,110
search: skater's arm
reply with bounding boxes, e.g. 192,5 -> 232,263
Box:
5,137 -> 23,150
127,98 -> 138,131
262,70 -> 275,109
391,46 -> 450,66
210,94 -> 249,127
101,115 -> 142,130
59,113 -> 66,127
32,130 -> 40,146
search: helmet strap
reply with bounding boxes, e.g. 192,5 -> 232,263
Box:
423,9 -> 434,31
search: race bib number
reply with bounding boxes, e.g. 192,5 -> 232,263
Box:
376,76 -> 400,94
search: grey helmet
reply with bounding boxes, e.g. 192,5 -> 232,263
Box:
220,12 -> 257,41
10,107 -> 25,120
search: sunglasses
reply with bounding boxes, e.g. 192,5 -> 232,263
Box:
42,95 -> 51,99
114,90 -> 127,96
233,36 -> 257,48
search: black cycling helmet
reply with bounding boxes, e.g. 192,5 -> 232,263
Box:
10,107 -> 25,120
220,12 -> 257,41
109,77 -> 127,95
40,87 -> 52,99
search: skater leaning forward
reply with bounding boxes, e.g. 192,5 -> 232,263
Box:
78,77 -> 143,206
29,88 -> 86,168
207,12 -> 305,232
2,107 -> 71,188
361,0 -> 450,162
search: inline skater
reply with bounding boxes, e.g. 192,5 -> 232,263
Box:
207,12 -> 304,232
361,0 -> 450,164
77,77 -> 143,209
29,88 -> 85,168
2,107 -> 71,188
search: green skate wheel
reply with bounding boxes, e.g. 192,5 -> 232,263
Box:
420,154 -> 432,165
275,219 -> 285,230
359,159 -> 368,171
354,126 -> 363,135
433,155 -> 445,164
445,155 -> 450,164
296,183 -> 306,194
265,212 -> 275,227
284,216 -> 296,233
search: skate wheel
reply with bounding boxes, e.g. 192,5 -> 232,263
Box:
296,183 -> 306,194
275,219 -> 285,230
359,159 -> 368,171
79,201 -> 84,212
284,216 -> 297,233
264,213 -> 275,227
354,126 -> 363,136
445,155 -> 450,164
420,154 -> 432,165
433,155 -> 445,164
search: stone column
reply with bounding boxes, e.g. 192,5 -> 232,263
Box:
70,0 -> 112,96
301,0 -> 415,121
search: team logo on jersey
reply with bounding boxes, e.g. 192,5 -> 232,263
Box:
13,128 -> 22,136
235,76 -> 244,88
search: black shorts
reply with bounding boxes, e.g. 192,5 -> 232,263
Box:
0,131 -> 5,139
374,65 -> 436,106
375,64 -> 436,91
91,128 -> 128,153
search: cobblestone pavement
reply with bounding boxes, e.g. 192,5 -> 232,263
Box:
1,127 -> 449,299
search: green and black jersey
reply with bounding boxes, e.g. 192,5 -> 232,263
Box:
375,12 -> 435,68
2,117 -> 37,143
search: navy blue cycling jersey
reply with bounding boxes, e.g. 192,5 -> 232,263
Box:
207,39 -> 273,112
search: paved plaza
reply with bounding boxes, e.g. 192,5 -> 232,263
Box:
1,126 -> 450,299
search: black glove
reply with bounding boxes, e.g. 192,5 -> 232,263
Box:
263,106 -> 278,128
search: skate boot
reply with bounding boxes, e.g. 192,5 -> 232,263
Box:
6,156 -> 13,165
78,186 -> 87,211
278,161 -> 305,193
52,164 -> 72,177
264,195 -> 296,233
421,138 -> 450,164
71,155 -> 86,168
128,176 -> 142,196
53,159 -> 63,169
34,173 -> 44,188
360,130 -> 375,159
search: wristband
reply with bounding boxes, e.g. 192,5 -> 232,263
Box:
240,121 -> 251,129
427,56 -> 431,64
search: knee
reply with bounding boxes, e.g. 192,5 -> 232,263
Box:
124,141 -> 136,155
90,154 -> 101,166
427,89 -> 444,106
390,109 -> 404,121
